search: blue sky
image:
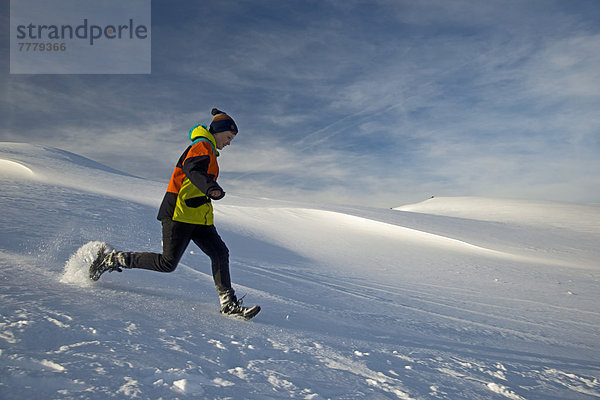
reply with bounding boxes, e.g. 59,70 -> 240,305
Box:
2,0 -> 599,207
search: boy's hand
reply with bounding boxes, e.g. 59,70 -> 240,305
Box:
208,189 -> 224,200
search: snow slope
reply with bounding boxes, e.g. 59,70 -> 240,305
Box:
1,142 -> 599,399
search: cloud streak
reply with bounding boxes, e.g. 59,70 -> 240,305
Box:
2,0 -> 599,207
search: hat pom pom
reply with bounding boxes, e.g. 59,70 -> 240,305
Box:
211,108 -> 224,116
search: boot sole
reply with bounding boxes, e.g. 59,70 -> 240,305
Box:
89,244 -> 108,281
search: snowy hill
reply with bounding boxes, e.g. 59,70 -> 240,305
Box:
1,142 -> 599,399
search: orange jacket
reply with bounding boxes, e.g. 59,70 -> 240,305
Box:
157,125 -> 223,225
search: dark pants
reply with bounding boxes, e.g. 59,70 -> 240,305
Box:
126,219 -> 233,296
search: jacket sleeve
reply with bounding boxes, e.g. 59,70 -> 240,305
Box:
181,155 -> 224,198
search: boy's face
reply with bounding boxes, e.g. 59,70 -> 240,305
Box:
214,130 -> 236,150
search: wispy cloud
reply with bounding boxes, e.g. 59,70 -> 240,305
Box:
2,0 -> 599,207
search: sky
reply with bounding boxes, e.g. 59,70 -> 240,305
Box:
1,0 -> 599,208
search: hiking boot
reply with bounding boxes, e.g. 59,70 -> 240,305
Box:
89,245 -> 130,281
220,294 -> 261,320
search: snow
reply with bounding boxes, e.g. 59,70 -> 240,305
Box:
1,142 -> 599,399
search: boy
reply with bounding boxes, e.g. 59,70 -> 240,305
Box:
89,108 -> 260,320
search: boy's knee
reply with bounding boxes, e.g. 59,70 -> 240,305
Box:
159,258 -> 178,273
163,265 -> 177,273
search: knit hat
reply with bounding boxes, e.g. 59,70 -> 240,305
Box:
209,108 -> 238,135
